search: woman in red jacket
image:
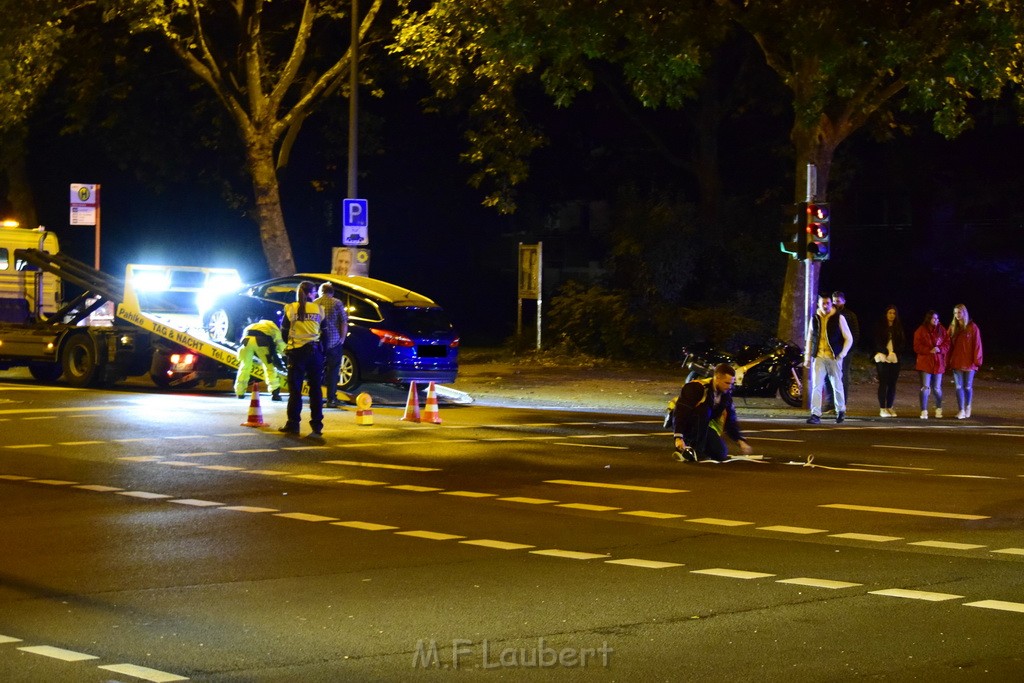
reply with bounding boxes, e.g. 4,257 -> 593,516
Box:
913,310 -> 950,419
948,304 -> 983,419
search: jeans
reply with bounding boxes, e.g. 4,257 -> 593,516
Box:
919,372 -> 943,410
811,356 -> 845,416
322,343 -> 343,403
952,369 -> 975,411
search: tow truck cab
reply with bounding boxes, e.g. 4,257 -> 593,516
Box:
0,225 -> 61,322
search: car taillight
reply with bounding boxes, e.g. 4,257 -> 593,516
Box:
170,353 -> 196,366
370,328 -> 415,347
450,337 -> 460,348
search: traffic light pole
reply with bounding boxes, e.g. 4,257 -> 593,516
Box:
803,165 -> 816,409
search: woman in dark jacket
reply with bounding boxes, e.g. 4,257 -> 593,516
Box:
873,305 -> 905,418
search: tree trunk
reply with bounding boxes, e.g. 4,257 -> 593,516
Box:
246,139 -> 296,277
775,120 -> 835,346
0,127 -> 39,230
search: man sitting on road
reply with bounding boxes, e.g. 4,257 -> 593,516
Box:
671,363 -> 752,462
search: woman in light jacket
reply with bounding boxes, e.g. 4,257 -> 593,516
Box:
913,310 -> 950,419
948,304 -> 983,419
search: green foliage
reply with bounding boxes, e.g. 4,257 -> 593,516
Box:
391,0 -> 716,212
0,1 -> 73,133
547,281 -> 638,358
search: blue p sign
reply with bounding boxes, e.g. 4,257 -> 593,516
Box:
343,199 -> 368,228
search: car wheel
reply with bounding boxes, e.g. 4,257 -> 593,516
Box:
338,348 -> 360,392
61,335 -> 103,387
206,308 -> 234,343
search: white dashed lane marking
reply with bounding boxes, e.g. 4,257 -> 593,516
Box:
910,540 -> 987,550
687,518 -> 754,527
778,577 -> 861,589
98,663 -> 189,682
544,479 -> 687,494
820,503 -> 989,520
965,600 -> 1024,613
5,473 -> 1024,624
758,525 -> 828,535
829,532 -> 902,542
17,645 -> 97,661
692,568 -> 774,580
869,588 -> 963,602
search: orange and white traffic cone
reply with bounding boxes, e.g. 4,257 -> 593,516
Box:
400,381 -> 421,422
241,382 -> 267,427
355,391 -> 374,426
422,381 -> 442,424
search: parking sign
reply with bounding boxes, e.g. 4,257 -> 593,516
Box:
342,198 -> 368,245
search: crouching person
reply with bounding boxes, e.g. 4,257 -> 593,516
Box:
235,319 -> 286,401
672,363 -> 752,462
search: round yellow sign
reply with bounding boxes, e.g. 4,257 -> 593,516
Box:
356,392 -> 372,410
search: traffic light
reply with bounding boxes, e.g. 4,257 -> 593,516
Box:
779,204 -> 803,258
805,202 -> 831,261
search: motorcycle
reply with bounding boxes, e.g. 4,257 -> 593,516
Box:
677,337 -> 805,407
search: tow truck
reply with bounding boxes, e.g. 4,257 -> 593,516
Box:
0,224 -> 271,389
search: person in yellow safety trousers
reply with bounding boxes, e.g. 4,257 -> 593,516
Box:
234,319 -> 286,401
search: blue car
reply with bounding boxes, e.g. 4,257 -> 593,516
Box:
202,274 -> 459,391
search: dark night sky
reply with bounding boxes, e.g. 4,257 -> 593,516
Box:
21,50 -> 1024,353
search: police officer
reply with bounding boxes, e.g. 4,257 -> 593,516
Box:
279,281 -> 325,437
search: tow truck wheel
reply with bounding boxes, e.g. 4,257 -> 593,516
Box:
206,309 -> 234,343
61,335 -> 102,387
338,348 -> 360,392
28,361 -> 63,382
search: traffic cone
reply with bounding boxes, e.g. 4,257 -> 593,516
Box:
241,382 -> 267,428
400,381 -> 421,422
355,391 -> 374,426
422,381 -> 442,424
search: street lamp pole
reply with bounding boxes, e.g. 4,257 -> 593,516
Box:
347,0 -> 359,199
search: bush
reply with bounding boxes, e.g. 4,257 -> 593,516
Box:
547,281 -> 637,358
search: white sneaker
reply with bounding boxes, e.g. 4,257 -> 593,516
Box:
880,408 -> 890,417
935,408 -> 943,419
956,410 -> 966,419
920,410 -> 928,420
965,405 -> 972,418
889,408 -> 897,417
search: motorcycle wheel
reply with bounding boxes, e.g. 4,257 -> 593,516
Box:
779,371 -> 803,407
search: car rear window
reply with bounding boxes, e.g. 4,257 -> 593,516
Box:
390,306 -> 453,334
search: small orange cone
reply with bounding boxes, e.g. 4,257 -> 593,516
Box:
400,381 -> 421,422
422,381 -> 442,424
355,391 -> 374,426
241,382 -> 267,427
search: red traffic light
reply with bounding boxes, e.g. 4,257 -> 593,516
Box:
804,202 -> 831,261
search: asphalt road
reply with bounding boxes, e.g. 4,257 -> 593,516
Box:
2,377 -> 1023,681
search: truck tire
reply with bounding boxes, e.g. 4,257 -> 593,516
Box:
28,361 -> 63,383
61,335 -> 103,387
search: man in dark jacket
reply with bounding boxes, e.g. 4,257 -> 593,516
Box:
672,363 -> 752,462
